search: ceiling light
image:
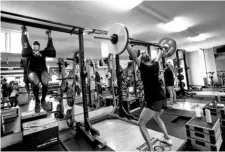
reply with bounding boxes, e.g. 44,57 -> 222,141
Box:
160,17 -> 190,32
103,0 -> 143,10
188,34 -> 208,42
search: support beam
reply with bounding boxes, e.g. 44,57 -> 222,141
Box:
1,16 -> 80,35
1,11 -> 107,35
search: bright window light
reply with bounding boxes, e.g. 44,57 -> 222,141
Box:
151,48 -> 158,59
102,0 -> 143,10
46,58 -> 54,61
0,32 -> 6,52
161,17 -> 190,32
51,75 -> 58,82
11,32 -> 22,54
101,42 -> 109,57
188,34 -> 208,42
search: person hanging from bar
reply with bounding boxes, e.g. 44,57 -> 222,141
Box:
21,25 -> 56,113
20,57 -> 32,101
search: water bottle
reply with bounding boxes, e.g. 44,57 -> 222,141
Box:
195,104 -> 201,118
205,109 -> 212,123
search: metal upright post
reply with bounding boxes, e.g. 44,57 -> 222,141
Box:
78,30 -> 89,130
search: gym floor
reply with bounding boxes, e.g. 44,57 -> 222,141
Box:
15,93 -> 225,151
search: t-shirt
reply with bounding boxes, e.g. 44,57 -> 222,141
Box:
27,53 -> 47,72
164,67 -> 174,86
139,61 -> 166,103
21,34 -> 55,72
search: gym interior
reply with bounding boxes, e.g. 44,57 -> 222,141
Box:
1,1 -> 225,151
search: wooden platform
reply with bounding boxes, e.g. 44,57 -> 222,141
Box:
191,91 -> 225,97
92,119 -> 186,151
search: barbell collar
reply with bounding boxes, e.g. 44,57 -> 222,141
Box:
93,34 -> 112,41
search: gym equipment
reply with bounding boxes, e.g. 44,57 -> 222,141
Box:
203,102 -> 225,119
93,23 -> 129,55
105,72 -> 111,79
58,58 -> 69,92
186,116 -> 222,151
86,59 -> 94,108
177,74 -> 184,81
67,88 -> 74,107
54,104 -> 64,119
158,37 -> 177,58
93,24 -> 177,58
129,37 -> 177,58
92,119 -> 185,151
176,49 -> 191,97
66,109 -> 74,128
22,117 -> 58,150
178,82 -> 185,88
1,107 -> 22,150
90,59 -> 101,108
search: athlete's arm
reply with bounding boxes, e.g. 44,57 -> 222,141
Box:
127,44 -> 141,67
21,26 -> 33,57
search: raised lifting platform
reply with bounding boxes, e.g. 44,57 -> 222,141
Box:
92,119 -> 186,151
58,105 -> 186,151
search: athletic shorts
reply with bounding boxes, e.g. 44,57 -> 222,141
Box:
27,70 -> 47,82
146,99 -> 167,112
165,80 -> 174,87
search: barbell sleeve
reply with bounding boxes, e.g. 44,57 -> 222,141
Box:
93,34 -> 112,41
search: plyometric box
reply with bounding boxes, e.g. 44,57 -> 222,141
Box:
22,117 -> 58,150
186,116 -> 222,151
203,102 -> 225,119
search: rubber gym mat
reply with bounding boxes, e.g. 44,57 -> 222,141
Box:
58,128 -> 114,151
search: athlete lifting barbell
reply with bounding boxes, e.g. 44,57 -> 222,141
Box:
92,23 -> 177,151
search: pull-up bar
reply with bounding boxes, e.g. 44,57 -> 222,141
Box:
1,11 -> 107,35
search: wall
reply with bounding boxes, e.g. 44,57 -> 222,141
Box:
186,50 -> 206,86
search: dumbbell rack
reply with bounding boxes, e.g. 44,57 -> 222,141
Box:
176,49 -> 191,96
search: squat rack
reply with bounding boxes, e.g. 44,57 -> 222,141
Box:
1,10 -> 107,147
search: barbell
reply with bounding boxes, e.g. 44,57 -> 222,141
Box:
92,23 -> 177,57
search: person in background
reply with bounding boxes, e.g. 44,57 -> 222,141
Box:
9,81 -> 19,107
164,62 -> 177,105
1,78 -> 10,107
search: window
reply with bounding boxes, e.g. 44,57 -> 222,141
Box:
0,30 -> 8,52
11,32 -> 22,54
0,29 -> 22,54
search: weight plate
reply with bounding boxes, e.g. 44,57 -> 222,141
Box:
106,23 -> 129,55
67,88 -> 74,107
158,37 -> 177,58
66,109 -> 74,128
